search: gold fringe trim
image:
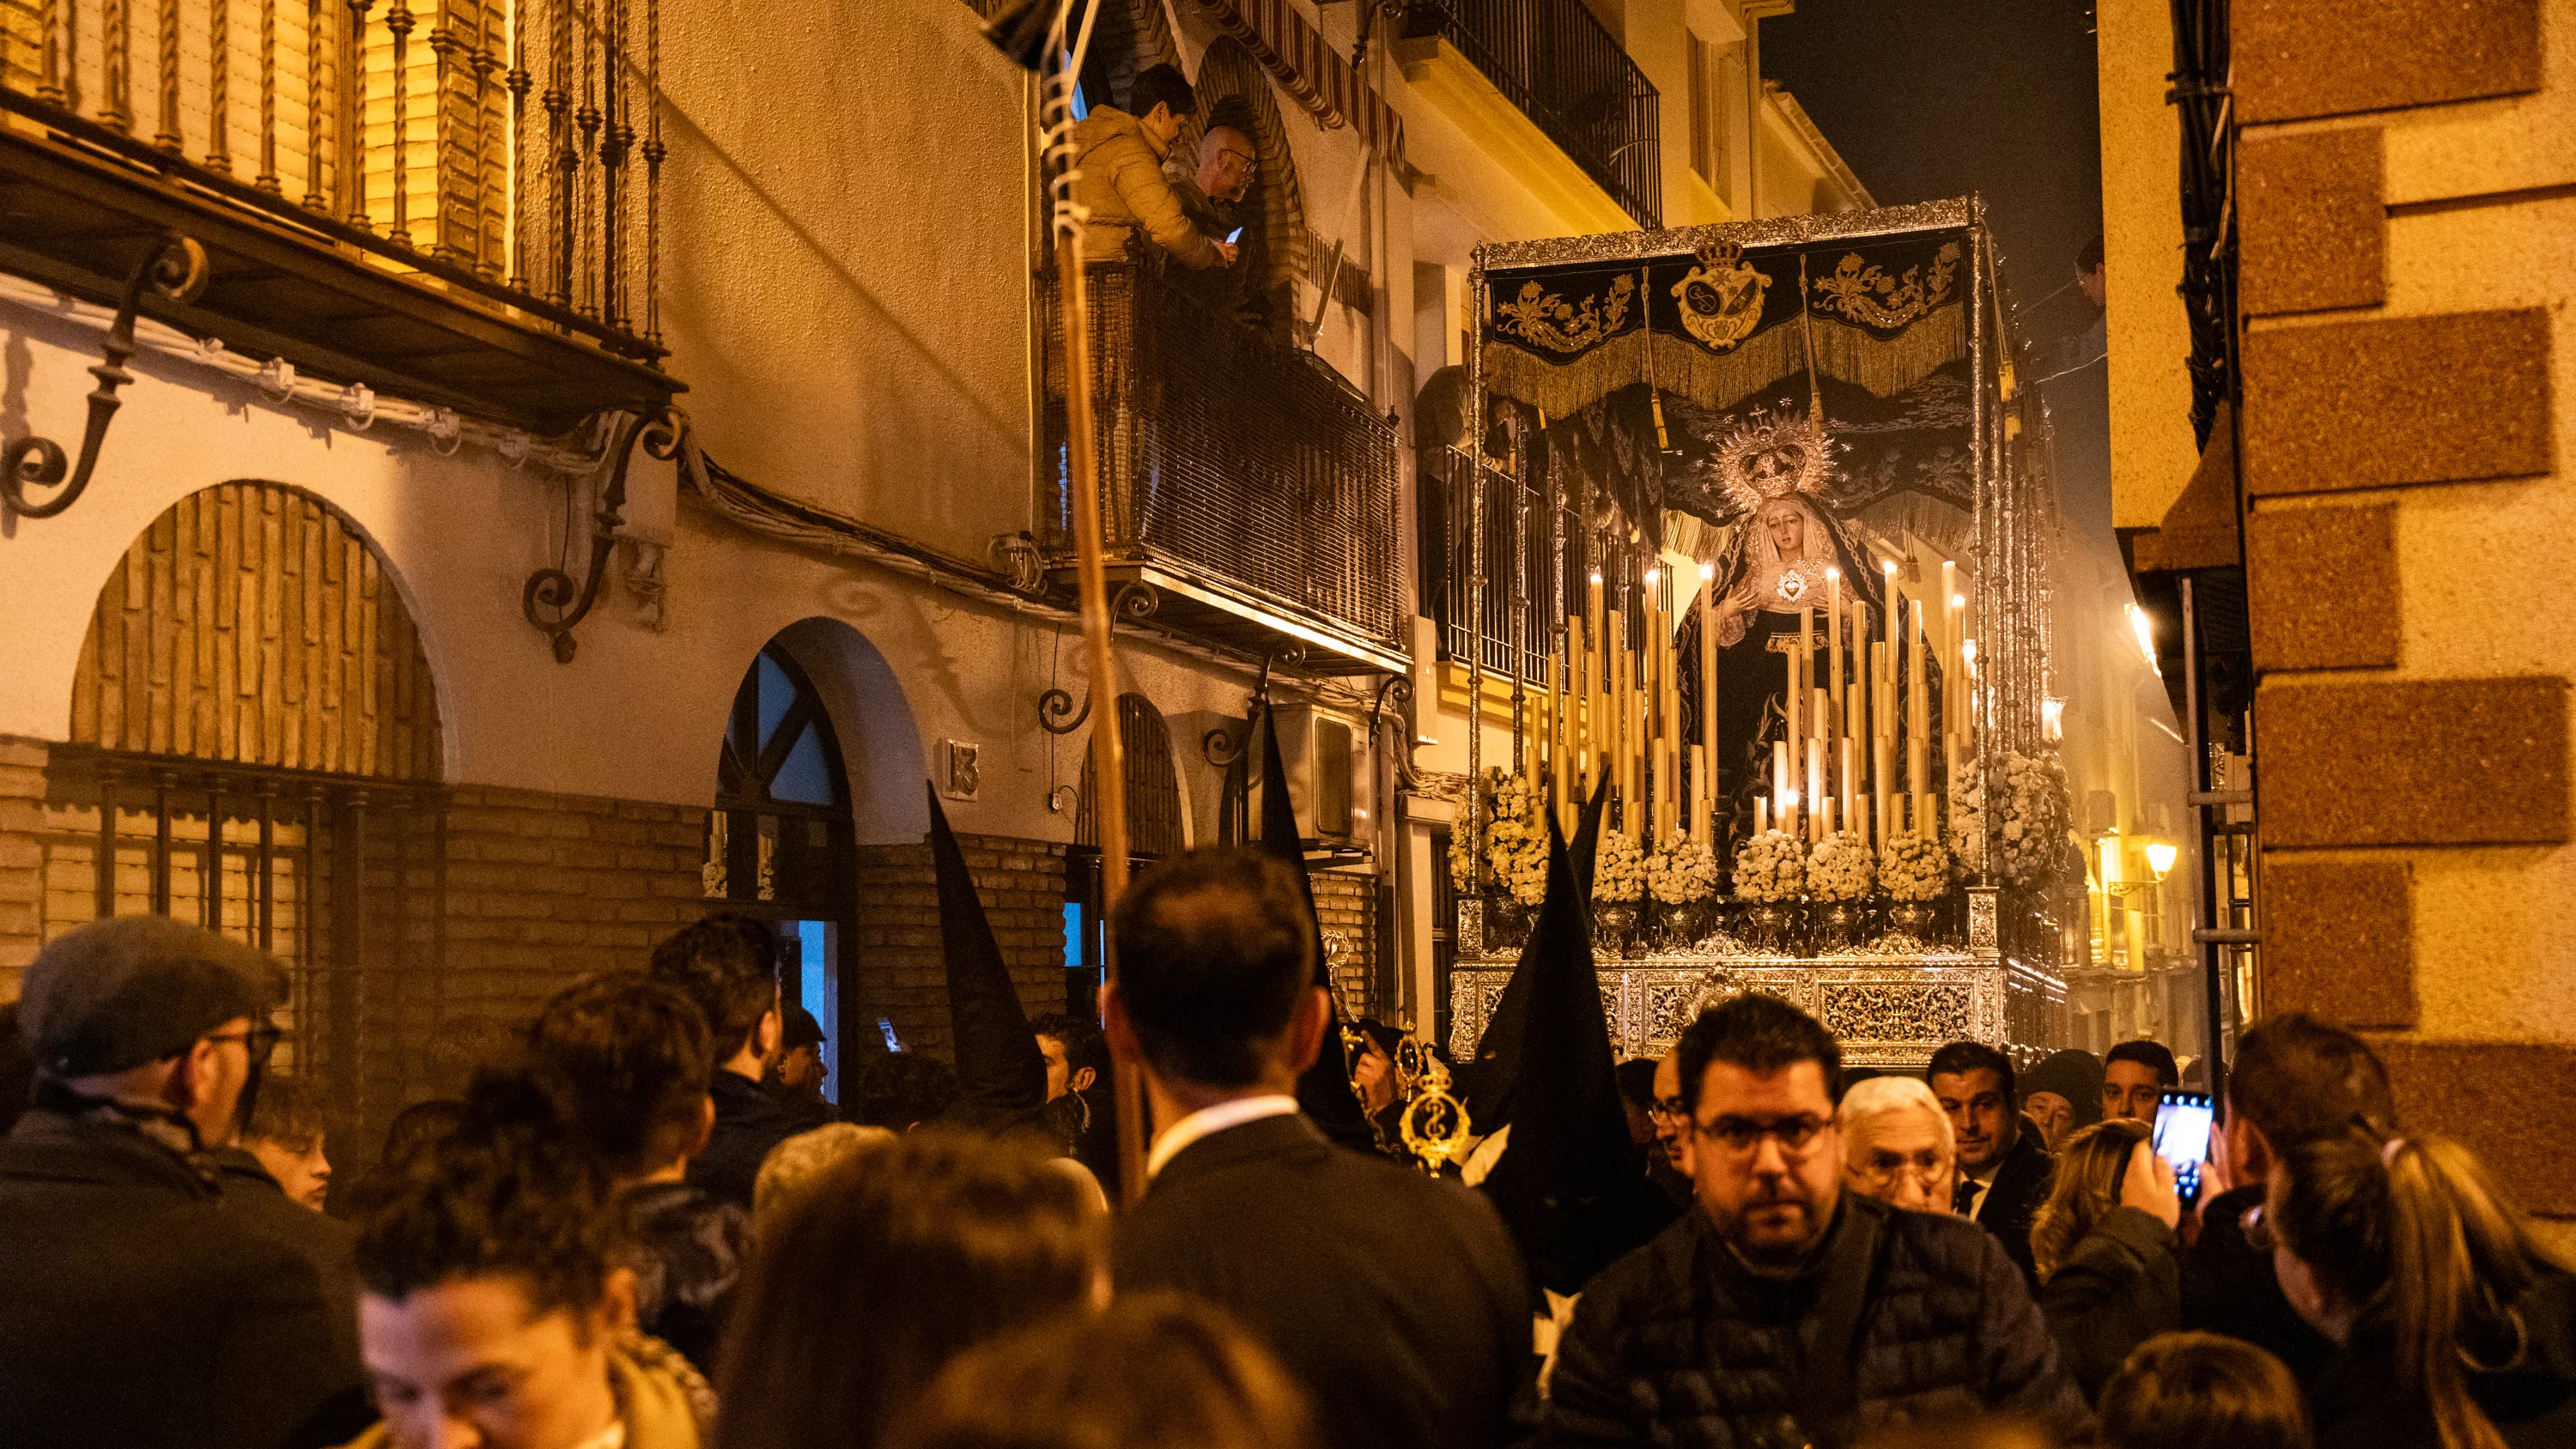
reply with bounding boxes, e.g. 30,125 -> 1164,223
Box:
1850,491 -> 1974,558
1480,300 -> 1965,417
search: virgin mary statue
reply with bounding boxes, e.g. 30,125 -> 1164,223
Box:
1682,492 -> 1884,822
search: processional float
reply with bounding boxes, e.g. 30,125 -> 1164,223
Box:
1446,199 -> 2074,1069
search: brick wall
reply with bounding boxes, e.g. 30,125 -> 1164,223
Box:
1313,867 -> 1381,1021
851,834 -> 1069,1058
0,737 -> 45,993
430,785 -> 711,1087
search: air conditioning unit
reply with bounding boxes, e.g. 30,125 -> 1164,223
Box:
1253,702 -> 1371,852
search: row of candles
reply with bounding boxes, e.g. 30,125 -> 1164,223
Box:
1503,554 -> 1977,850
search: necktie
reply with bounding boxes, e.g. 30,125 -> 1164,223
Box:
1953,1176 -> 1978,1216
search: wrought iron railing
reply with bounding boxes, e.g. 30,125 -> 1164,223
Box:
1420,442 -> 1643,684
1038,264 -> 1403,654
1,0 -> 662,360
1402,0 -> 1661,227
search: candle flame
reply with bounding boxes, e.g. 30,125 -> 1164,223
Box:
1644,567 -> 1660,585
1826,566 -> 1840,580
1699,562 -> 1716,580
1952,592 -> 1966,609
1778,788 -> 1801,809
1589,571 -> 1603,585
1881,560 -> 1899,577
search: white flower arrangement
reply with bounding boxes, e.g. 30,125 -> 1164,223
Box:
1807,831 -> 1876,902
1592,829 -> 1646,902
1447,827 -> 1480,892
1949,767 -> 1989,876
1450,767 -> 1543,894
1646,836 -> 1719,904
2000,749 -> 2071,888
1880,830 -> 1953,902
1495,833 -> 1551,906
1731,829 -> 1806,903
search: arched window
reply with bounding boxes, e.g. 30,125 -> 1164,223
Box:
1075,694 -> 1186,860
39,480 -> 445,1141
706,642 -> 857,1100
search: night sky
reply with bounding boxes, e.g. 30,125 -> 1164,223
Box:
1762,0 -> 2106,333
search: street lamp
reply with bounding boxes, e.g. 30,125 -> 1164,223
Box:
2145,840 -> 2178,882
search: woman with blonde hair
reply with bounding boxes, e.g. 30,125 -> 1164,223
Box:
1836,1075 -> 1958,1214
2267,1127 -> 2576,1449
2029,1116 -> 2181,1400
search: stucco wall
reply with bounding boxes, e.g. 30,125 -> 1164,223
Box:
655,0 -> 1036,566
0,312 -> 1267,851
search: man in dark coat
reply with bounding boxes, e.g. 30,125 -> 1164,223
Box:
2180,1012 -> 2392,1384
1109,849 -> 1530,1449
1930,1040 -> 2054,1286
526,972 -> 747,1375
652,914 -> 799,1209
1543,996 -> 2091,1449
0,916 -> 361,1449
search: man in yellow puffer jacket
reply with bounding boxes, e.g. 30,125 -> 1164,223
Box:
1067,64 -> 1236,272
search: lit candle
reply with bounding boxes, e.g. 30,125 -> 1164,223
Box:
1783,629 -> 1800,767
1909,597 -> 1929,835
1698,561 -> 1717,835
1840,736 -> 1856,845
1814,741 -> 1834,844
1692,743 -> 1710,843
1549,649 -> 1570,829
1871,640 -> 1893,844
1772,739 -> 1791,829
1589,571 -> 1607,803
1755,794 -> 1769,837
1826,567 -> 1844,735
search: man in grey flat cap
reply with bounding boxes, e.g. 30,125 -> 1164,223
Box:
0,916 -> 364,1449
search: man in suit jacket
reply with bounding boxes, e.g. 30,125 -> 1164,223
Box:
1108,849 -> 1530,1449
1929,1040 -> 2053,1287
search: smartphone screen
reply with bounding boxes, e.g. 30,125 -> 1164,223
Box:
1225,227 -> 1243,244
878,1016 -> 903,1052
2154,1089 -> 2215,1206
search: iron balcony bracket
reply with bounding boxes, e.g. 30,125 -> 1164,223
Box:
1035,581 -> 1162,733
2,233 -> 210,521
522,406 -> 683,663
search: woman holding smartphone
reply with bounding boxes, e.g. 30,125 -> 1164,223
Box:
2030,1117 -> 2185,1401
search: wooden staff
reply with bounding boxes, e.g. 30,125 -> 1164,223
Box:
1054,231 -> 1146,1204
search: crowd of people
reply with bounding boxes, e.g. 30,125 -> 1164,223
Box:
2,846 -> 2571,1449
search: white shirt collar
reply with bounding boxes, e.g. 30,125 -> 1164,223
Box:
1145,1094 -> 1300,1180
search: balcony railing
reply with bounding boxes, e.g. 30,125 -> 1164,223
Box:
0,0 -> 671,427
1403,0 -> 1661,227
1419,442 -> 1646,683
1038,264 -> 1404,672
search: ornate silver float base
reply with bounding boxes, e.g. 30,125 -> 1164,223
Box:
1448,936 -> 2008,1070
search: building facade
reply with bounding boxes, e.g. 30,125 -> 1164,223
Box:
0,0 -> 1869,1136
2104,0 -> 2576,1214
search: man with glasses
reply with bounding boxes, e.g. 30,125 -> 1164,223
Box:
1170,122 -> 1280,337
0,915 -> 361,1449
1543,994 -> 2089,1448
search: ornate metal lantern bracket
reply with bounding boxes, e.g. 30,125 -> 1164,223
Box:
522,406 -> 685,663
2,233 -> 210,521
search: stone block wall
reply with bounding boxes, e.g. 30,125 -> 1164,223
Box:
851,834 -> 1069,1058
2232,0 -> 2576,1213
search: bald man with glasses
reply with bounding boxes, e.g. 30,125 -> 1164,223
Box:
1540,996 -> 2089,1449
